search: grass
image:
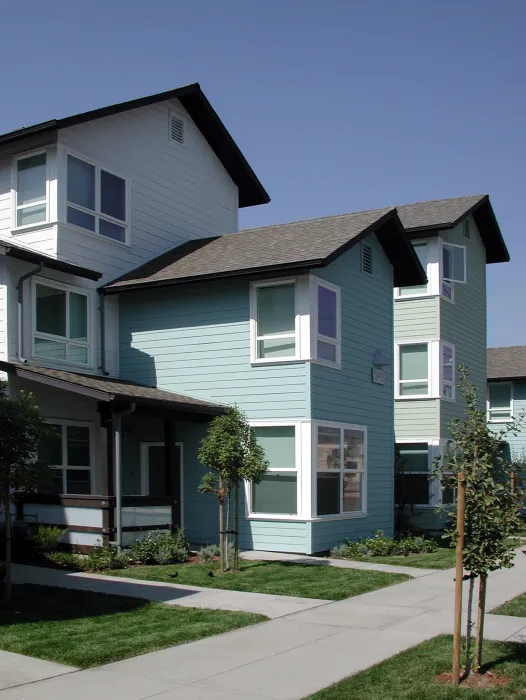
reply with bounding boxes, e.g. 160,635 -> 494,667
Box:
492,592 -> 526,617
340,540 -> 457,570
0,585 -> 266,668
106,560 -> 409,601
308,635 -> 526,699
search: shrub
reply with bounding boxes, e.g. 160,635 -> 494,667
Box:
45,551 -> 87,570
127,529 -> 190,565
198,544 -> 220,563
31,525 -> 67,552
330,530 -> 438,559
87,544 -> 128,571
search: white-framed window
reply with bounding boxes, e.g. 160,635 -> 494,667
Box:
66,152 -> 129,244
250,279 -> 299,362
250,425 -> 298,516
32,278 -> 92,366
397,343 -> 430,398
14,151 -> 48,228
316,422 -> 367,517
396,443 -> 431,506
397,242 -> 429,297
314,280 -> 341,366
487,382 -> 513,422
442,243 -> 466,284
441,342 -> 455,400
40,421 -> 93,495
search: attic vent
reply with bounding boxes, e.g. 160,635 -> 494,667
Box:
170,114 -> 185,144
362,243 -> 373,274
463,219 -> 471,239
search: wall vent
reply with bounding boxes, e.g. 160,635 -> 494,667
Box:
362,243 -> 373,274
170,114 -> 185,145
463,219 -> 471,239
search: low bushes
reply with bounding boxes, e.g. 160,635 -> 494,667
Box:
330,530 -> 438,559
31,525 -> 67,552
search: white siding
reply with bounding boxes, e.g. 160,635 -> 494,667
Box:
0,257 -> 7,376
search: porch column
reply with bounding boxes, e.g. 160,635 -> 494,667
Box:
164,417 -> 181,530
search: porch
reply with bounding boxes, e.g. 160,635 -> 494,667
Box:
1,361 -> 225,550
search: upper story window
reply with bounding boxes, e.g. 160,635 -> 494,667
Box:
15,153 -> 48,227
398,242 -> 428,297
66,154 -> 129,244
488,382 -> 513,422
33,278 -> 91,366
252,281 -> 298,361
441,342 -> 455,399
251,425 -> 297,516
316,423 -> 367,516
397,343 -> 429,397
441,242 -> 466,300
315,281 -> 341,365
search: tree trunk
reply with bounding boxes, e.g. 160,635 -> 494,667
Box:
475,574 -> 488,670
218,474 -> 225,573
465,575 -> 476,676
234,480 -> 239,570
4,492 -> 12,603
225,488 -> 231,570
452,471 -> 466,685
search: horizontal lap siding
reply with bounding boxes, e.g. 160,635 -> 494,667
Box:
0,258 -> 6,368
395,400 -> 439,439
311,237 -> 395,539
440,217 -> 487,436
490,379 -> 526,459
312,518 -> 392,553
119,279 -> 309,419
394,297 -> 438,341
58,98 -> 238,284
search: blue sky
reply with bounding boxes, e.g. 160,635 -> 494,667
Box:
2,0 -> 524,346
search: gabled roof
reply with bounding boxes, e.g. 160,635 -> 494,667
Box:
0,237 -> 101,281
487,346 -> 526,381
0,83 -> 269,209
397,195 -> 509,264
103,207 -> 426,293
0,361 -> 225,415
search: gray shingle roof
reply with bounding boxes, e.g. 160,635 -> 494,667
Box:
397,195 -> 486,231
104,207 -> 425,292
0,361 -> 225,414
487,347 -> 526,380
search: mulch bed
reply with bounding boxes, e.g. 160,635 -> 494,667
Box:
436,671 -> 512,689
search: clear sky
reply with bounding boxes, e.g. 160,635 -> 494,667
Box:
2,0 -> 524,346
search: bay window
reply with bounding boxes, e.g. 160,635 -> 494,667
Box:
316,424 -> 366,516
253,282 -> 297,360
315,282 -> 340,365
442,243 -> 466,283
16,153 -> 47,227
67,154 -> 128,243
40,422 -> 92,494
251,426 -> 297,515
488,382 -> 513,422
398,343 -> 429,397
33,280 -> 90,365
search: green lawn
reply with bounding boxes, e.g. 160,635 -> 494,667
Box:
107,560 -> 409,601
308,635 -> 526,699
341,542 -> 457,570
0,585 -> 265,668
492,592 -> 526,617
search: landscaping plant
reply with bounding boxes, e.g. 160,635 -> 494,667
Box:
330,530 -> 438,559
31,524 -> 67,552
127,530 -> 189,565
0,381 -> 50,602
434,367 -> 525,678
198,407 -> 268,571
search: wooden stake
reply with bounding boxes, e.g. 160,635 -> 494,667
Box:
475,574 -> 487,670
218,474 -> 225,572
234,481 -> 240,570
453,471 -> 466,685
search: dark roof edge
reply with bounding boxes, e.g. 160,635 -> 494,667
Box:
0,242 -> 101,281
488,374 -> 526,381
406,195 -> 509,264
0,83 -> 269,209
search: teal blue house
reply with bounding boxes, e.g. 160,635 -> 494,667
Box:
104,208 -> 424,553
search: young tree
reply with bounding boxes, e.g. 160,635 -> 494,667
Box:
435,368 -> 525,679
0,381 -> 50,602
198,407 -> 269,571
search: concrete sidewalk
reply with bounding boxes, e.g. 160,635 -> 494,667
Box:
4,551 -> 526,700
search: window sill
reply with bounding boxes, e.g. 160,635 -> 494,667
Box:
29,356 -> 97,374
311,359 -> 342,370
395,293 -> 432,301
488,418 -> 514,424
250,357 -> 305,366
12,221 -> 58,235
246,514 -> 304,522
395,395 -> 434,401
62,221 -> 131,249
311,512 -> 368,522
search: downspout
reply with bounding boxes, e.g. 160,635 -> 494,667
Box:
17,263 -> 44,363
98,290 -> 110,376
113,401 -> 136,552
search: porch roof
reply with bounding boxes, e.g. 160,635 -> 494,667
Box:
0,361 -> 226,416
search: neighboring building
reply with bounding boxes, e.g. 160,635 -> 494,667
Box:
392,196 -> 510,530
487,346 -> 526,463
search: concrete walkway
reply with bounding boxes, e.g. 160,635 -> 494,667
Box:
0,651 -> 74,692
4,551 -> 526,700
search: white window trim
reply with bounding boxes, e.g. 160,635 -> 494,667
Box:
62,148 -> 131,247
31,276 -> 95,369
395,340 -> 443,399
311,276 -> 341,368
396,440 -> 433,508
44,419 -> 94,495
487,381 -> 514,423
394,240 -> 430,299
440,342 -> 456,402
312,419 -> 368,520
442,240 -> 467,285
245,419 -> 309,521
11,149 -> 51,233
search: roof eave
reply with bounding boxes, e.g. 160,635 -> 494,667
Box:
488,375 -> 526,382
0,243 -> 101,281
